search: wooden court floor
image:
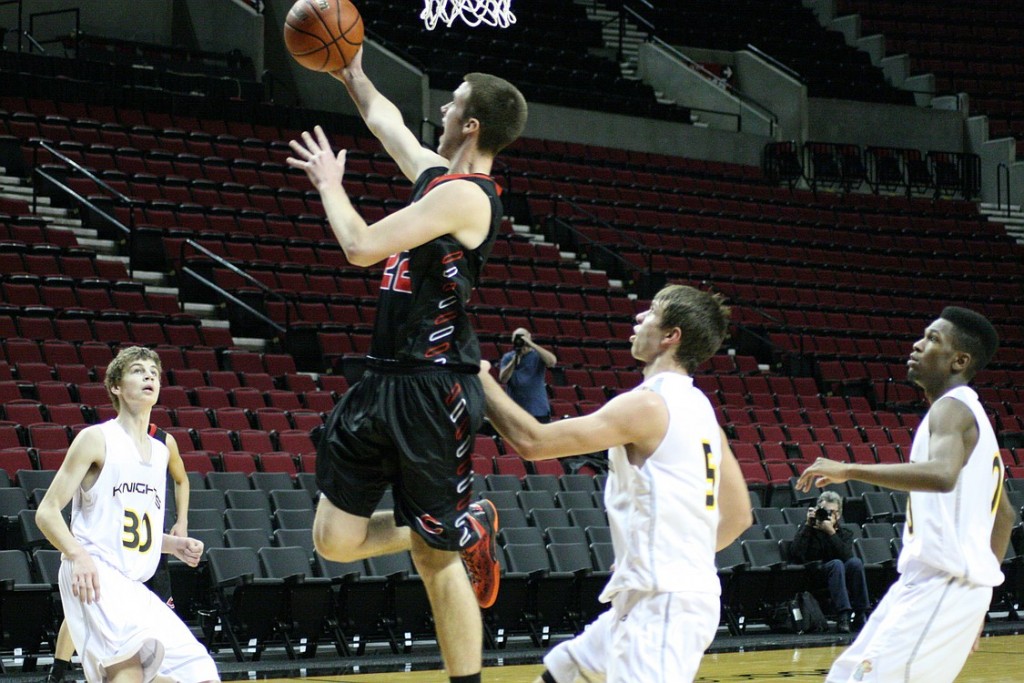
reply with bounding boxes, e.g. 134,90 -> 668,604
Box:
260,634 -> 1022,682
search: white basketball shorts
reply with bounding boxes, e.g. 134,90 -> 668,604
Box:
826,565 -> 992,683
543,590 -> 719,683
59,557 -> 219,682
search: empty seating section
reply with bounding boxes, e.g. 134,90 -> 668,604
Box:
3,91 -> 1024,484
3,95 -> 1024,438
837,0 -> 1024,150
365,0 -> 686,121
633,0 -> 913,105
2,27 -> 1023,657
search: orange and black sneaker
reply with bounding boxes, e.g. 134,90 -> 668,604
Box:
461,499 -> 500,608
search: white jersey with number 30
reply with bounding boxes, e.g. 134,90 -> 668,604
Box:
600,372 -> 722,602
898,386 -> 1004,586
71,420 -> 169,582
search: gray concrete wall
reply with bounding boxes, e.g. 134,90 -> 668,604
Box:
803,0 -> 837,24
183,0 -> 265,76
735,50 -> 807,143
272,39 -> 427,132
677,47 -> 736,68
0,0 -> 173,45
807,98 -> 964,152
449,97 -> 766,168
1009,162 -> 1024,210
260,1 -> 425,128
0,1 -> 263,75
968,116 -> 1021,204
637,43 -> 774,139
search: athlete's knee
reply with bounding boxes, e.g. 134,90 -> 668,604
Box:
312,523 -> 359,561
312,507 -> 366,562
311,526 -> 343,561
105,654 -> 144,683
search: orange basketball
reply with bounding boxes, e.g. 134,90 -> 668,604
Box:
283,0 -> 364,72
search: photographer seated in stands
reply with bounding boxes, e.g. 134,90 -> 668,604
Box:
790,491 -> 870,633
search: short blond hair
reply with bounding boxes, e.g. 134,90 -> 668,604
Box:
104,346 -> 162,412
653,285 -> 731,373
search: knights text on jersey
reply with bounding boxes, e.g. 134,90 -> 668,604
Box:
71,420 -> 170,582
369,167 -> 503,368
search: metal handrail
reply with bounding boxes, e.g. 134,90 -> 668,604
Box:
702,286 -> 814,375
552,195 -> 650,255
745,44 -> 803,83
996,162 -> 1012,218
544,196 -> 661,297
547,215 -> 659,299
34,139 -> 137,276
178,239 -> 288,336
32,165 -> 129,241
37,140 -> 133,206
28,6 -> 78,53
610,4 -> 778,136
262,68 -> 302,107
648,36 -> 777,136
0,0 -> 23,52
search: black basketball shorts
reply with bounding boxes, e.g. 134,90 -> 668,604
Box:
315,367 -> 485,551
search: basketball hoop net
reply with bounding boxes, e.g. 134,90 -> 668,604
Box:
421,0 -> 516,30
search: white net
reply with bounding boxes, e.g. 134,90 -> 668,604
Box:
421,0 -> 516,30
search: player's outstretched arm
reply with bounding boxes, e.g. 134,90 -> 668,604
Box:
289,127 -> 490,266
331,48 -> 445,182
796,396 -> 973,493
36,426 -> 106,603
716,428 -> 753,550
479,361 -> 666,461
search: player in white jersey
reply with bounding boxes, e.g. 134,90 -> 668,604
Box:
48,424 -> 191,683
479,284 -> 753,683
797,307 -> 1017,683
36,347 -> 219,683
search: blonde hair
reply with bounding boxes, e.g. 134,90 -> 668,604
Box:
653,285 -> 731,372
104,346 -> 162,412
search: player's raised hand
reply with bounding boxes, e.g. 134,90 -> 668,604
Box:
329,46 -> 364,84
796,457 -> 850,492
69,550 -> 101,604
286,125 -> 347,192
171,536 -> 205,568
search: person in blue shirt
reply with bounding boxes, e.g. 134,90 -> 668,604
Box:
499,327 -> 558,422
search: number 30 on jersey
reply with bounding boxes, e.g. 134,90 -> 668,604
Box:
122,509 -> 154,553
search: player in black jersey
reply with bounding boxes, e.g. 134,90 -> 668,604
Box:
287,48 -> 527,683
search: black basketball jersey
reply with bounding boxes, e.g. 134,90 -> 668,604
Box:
368,167 -> 502,370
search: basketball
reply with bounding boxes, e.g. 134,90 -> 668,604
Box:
283,0 -> 364,72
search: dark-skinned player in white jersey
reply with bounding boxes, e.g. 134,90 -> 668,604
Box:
797,307 -> 1017,683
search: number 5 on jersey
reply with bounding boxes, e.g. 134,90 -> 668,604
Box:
703,441 -> 718,510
